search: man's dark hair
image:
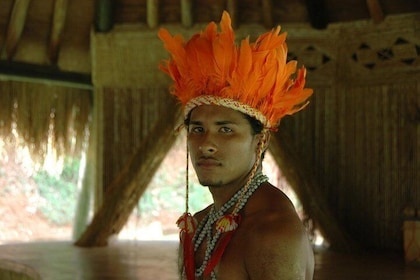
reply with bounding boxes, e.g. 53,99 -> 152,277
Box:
243,113 -> 264,135
243,113 -> 267,159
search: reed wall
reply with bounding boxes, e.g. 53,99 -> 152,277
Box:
280,13 -> 420,250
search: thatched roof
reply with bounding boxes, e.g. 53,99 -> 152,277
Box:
0,0 -> 418,75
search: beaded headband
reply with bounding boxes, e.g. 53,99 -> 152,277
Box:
158,10 -> 313,129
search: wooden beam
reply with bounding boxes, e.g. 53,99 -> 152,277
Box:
226,0 -> 238,29
366,0 -> 384,23
3,0 -> 31,60
269,126 -> 359,252
181,0 -> 193,28
0,60 -> 92,90
48,0 -> 69,64
261,0 -> 273,29
304,0 -> 328,29
75,108 -> 180,247
147,0 -> 159,29
94,0 -> 115,32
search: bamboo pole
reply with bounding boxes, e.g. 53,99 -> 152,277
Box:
94,0 -> 115,32
3,0 -> 31,59
226,0 -> 238,29
304,0 -> 328,29
261,0 -> 273,29
72,130 -> 95,240
48,0 -> 69,64
147,0 -> 159,29
366,0 -> 384,23
181,0 -> 193,28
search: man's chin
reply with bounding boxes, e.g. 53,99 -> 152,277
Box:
197,178 -> 223,188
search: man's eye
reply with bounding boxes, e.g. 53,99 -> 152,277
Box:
190,127 -> 204,133
220,127 -> 233,133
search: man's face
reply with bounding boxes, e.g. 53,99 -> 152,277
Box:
187,105 -> 260,187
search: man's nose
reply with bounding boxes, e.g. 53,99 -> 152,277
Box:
199,133 -> 218,154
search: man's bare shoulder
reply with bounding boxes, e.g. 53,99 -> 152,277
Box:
244,184 -> 307,246
244,182 -> 301,224
245,208 -> 310,255
242,183 -> 314,279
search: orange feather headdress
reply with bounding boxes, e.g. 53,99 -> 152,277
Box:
158,11 -> 313,129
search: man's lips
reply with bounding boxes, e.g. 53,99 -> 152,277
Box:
196,158 -> 221,168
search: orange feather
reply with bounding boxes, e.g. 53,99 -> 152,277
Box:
158,10 -> 313,128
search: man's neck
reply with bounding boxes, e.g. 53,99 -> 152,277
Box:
207,164 -> 264,210
209,186 -> 240,211
208,172 -> 252,211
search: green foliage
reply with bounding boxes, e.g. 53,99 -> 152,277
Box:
189,182 -> 212,213
34,158 -> 79,226
33,150 -> 212,227
138,167 -> 212,218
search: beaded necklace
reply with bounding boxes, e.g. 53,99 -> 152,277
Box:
193,173 -> 268,279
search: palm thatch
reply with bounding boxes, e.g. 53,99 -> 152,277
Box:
0,80 -> 91,164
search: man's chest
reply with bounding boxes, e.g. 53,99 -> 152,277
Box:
194,232 -> 249,279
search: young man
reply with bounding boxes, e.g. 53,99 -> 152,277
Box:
159,11 -> 314,280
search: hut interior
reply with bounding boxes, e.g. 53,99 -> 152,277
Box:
0,0 -> 420,279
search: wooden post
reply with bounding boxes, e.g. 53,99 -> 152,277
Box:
94,0 -> 115,32
48,0 -> 69,64
181,0 -> 193,28
3,0 -> 31,59
147,0 -> 159,29
366,0 -> 384,23
304,0 -> 328,29
261,0 -> 273,29
226,0 -> 238,29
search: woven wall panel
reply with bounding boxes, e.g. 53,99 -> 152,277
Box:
92,27 -> 170,88
100,87 -> 177,192
281,14 -> 420,250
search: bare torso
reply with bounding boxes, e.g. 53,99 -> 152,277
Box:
191,182 -> 314,280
